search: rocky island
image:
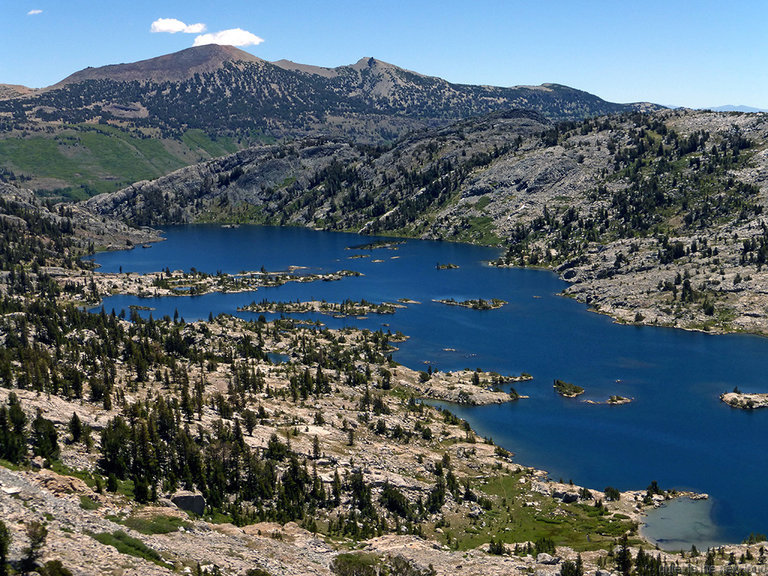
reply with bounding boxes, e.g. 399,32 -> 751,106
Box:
238,298 -> 402,317
585,395 -> 633,406
720,391 -> 768,409
433,298 -> 507,310
553,379 -> 585,398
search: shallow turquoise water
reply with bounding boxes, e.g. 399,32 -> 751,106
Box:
92,225 -> 768,546
641,499 -> 720,551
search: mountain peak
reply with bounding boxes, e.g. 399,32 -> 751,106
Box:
349,57 -> 419,74
52,45 -> 263,87
353,56 -> 378,68
273,56 -> 412,79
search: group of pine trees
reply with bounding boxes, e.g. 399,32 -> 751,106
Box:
0,393 -> 61,464
0,269 -> 467,540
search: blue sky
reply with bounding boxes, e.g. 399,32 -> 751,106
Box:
2,0 -> 766,108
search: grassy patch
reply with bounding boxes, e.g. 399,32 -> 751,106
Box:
196,202 -> 267,224
89,530 -> 164,566
49,461 -> 101,490
205,510 -> 234,524
474,196 -> 491,211
121,514 -> 192,535
0,125 -> 243,196
181,129 -> 239,158
79,495 -> 100,510
455,216 -> 502,246
0,458 -> 23,471
441,471 -> 637,552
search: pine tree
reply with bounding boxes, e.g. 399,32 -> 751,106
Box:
68,412 -> 82,443
31,409 -> 59,461
0,519 -> 10,576
616,534 -> 633,576
21,521 -> 47,573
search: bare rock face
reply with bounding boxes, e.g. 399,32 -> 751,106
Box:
171,491 -> 206,516
37,469 -> 92,497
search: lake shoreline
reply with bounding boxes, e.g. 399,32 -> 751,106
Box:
97,225 -> 768,339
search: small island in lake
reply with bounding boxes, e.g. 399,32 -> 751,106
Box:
433,297 -> 506,310
720,390 -> 768,409
554,378 -> 585,398
436,262 -> 459,270
347,239 -> 406,251
238,298 -> 402,317
586,395 -> 633,405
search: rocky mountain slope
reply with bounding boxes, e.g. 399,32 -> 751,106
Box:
84,107 -> 768,334
51,45 -> 264,86
0,45 -> 659,196
0,311 -> 728,576
0,182 -> 159,272
16,44 -> 656,132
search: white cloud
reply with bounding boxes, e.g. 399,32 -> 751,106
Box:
27,9 -> 43,15
150,18 -> 206,34
193,28 -> 264,47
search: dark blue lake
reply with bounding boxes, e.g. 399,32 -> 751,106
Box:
92,225 -> 768,547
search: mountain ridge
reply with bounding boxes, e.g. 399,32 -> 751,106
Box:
50,44 -> 265,87
19,45 -> 660,126
706,104 -> 768,113
0,45 -> 661,195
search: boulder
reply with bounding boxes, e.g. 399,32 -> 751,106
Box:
536,553 -> 560,565
171,490 -> 205,516
552,489 -> 579,503
38,469 -> 91,495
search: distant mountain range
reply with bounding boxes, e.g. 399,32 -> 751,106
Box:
705,105 -> 768,113
0,44 -> 661,196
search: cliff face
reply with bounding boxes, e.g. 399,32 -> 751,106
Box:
83,107 -> 768,334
